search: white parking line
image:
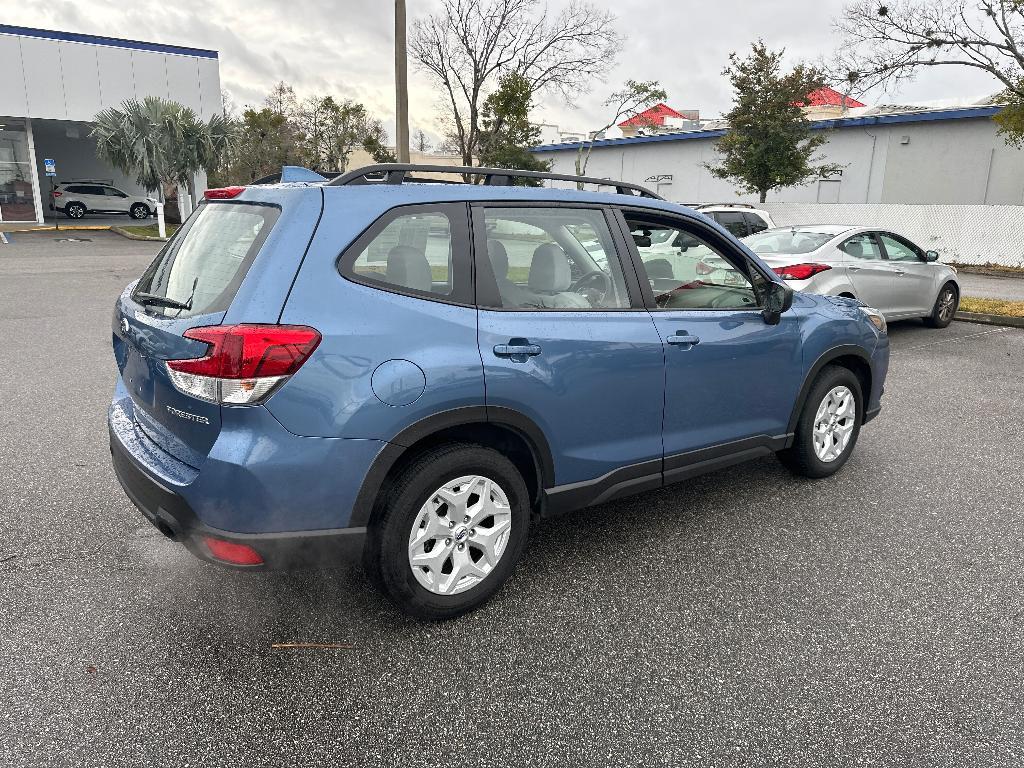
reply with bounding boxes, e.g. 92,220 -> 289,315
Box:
896,326 -> 1009,352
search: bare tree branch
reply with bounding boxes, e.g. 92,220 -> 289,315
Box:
410,0 -> 620,167
825,0 -> 1024,101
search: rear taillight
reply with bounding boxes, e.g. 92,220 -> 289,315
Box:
52,190 -> 62,197
204,186 -> 246,199
166,324 -> 321,405
772,263 -> 832,280
696,260 -> 715,275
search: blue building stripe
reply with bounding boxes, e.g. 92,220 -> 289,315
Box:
533,105 -> 1005,153
0,24 -> 218,59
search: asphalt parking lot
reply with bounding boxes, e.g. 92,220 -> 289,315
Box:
2,231 -> 1023,767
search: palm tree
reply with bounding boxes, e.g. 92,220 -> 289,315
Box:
91,97 -> 233,222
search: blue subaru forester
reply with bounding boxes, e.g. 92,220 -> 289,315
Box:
109,164 -> 889,619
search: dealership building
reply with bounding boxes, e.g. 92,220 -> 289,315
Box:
0,24 -> 221,224
533,105 -> 1024,206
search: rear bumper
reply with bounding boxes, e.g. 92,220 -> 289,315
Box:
110,432 -> 366,569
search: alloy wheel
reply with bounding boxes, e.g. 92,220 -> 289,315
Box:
407,474 -> 513,596
937,288 -> 957,323
812,385 -> 856,463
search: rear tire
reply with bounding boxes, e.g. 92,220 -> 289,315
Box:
367,442 -> 530,620
65,202 -> 86,219
924,282 -> 958,328
129,203 -> 150,220
778,365 -> 862,479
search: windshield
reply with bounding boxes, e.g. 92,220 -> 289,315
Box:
132,203 -> 278,317
745,228 -> 836,255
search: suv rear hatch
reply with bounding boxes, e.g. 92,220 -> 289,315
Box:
112,201 -> 280,467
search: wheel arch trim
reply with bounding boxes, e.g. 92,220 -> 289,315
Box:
787,345 -> 874,434
348,406 -> 555,527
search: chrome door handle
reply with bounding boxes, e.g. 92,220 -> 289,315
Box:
894,270 -> 905,276
848,266 -> 861,272
666,333 -> 700,347
494,338 -> 542,361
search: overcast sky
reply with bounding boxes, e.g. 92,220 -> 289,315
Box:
3,0 -> 1000,144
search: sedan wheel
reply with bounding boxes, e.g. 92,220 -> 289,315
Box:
925,283 -> 958,328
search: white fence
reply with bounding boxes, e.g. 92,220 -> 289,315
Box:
758,203 -> 1024,268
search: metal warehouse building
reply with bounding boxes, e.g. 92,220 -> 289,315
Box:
533,106 -> 1024,206
0,24 -> 221,224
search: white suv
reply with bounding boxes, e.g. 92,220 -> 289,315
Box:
694,204 -> 775,237
50,182 -> 154,220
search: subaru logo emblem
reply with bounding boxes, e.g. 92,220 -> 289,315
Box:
120,318 -> 130,335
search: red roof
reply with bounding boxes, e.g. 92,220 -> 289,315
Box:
619,103 -> 684,128
802,87 -> 865,108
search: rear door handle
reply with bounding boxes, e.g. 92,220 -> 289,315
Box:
666,332 -> 700,347
847,266 -> 861,272
894,270 -> 905,276
493,338 -> 542,361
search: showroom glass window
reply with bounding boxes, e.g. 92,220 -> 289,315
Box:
0,119 -> 37,222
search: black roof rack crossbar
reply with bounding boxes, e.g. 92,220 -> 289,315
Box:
327,164 -> 663,199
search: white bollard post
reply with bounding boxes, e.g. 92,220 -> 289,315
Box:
156,202 -> 166,239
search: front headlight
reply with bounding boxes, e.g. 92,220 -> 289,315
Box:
859,306 -> 887,335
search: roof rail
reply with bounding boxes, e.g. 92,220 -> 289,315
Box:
695,202 -> 756,209
327,163 -> 663,199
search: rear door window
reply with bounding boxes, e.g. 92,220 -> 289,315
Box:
133,202 -> 278,317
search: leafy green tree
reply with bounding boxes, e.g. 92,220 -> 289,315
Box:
477,72 -> 550,184
294,95 -> 379,172
226,107 -> 294,182
706,42 -> 841,203
92,96 -> 232,214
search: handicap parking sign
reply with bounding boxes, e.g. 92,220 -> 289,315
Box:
44,158 -> 56,176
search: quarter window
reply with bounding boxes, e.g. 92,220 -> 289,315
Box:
480,207 -> 630,310
625,217 -> 760,311
349,210 -> 455,296
743,212 -> 769,234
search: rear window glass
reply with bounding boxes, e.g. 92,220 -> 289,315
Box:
133,202 -> 278,317
745,228 -> 835,255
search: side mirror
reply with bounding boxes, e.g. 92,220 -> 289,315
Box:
763,280 -> 794,325
924,250 -> 939,262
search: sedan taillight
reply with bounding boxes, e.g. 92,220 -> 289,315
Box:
772,263 -> 832,280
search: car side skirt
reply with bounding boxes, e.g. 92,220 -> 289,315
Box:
544,433 -> 792,518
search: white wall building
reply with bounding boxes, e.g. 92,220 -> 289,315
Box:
0,24 -> 221,223
532,106 -> 1024,206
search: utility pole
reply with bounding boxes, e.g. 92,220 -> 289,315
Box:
395,0 -> 410,163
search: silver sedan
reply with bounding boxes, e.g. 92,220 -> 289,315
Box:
744,225 -> 961,327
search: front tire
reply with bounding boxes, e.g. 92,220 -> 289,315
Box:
65,202 -> 86,219
367,442 -> 530,620
129,203 -> 150,220
924,282 -> 958,328
778,365 -> 862,479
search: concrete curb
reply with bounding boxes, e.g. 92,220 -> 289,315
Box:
951,264 -> 1024,279
0,224 -> 113,233
955,311 -> 1024,329
110,226 -> 169,242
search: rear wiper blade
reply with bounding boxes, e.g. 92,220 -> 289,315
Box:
135,292 -> 192,311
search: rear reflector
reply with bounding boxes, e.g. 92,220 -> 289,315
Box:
166,324 -> 321,405
772,263 -> 832,280
203,537 -> 264,565
204,186 -> 246,199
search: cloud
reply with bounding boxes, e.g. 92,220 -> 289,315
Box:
3,0 -> 1001,141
